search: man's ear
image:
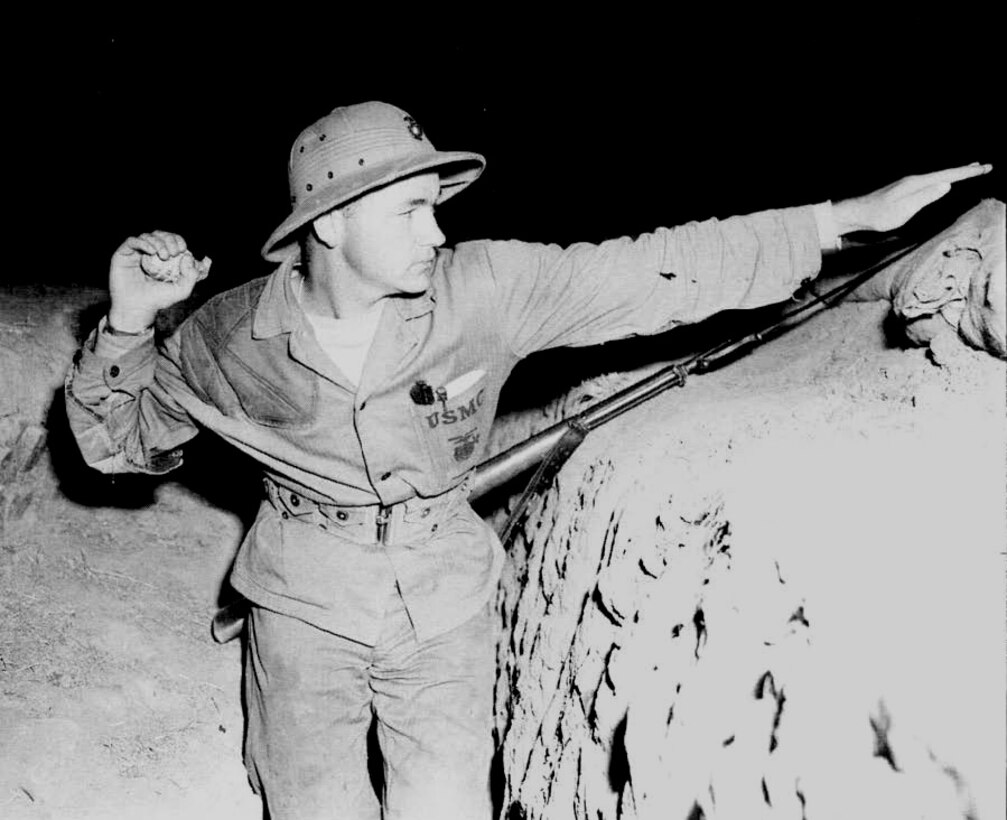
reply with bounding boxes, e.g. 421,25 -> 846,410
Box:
311,209 -> 345,249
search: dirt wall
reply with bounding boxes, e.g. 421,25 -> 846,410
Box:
0,288 -> 108,540
493,298 -> 1006,819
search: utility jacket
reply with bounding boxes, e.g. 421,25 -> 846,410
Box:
66,207 -> 824,643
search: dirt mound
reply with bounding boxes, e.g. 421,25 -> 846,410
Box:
495,300 -> 1005,819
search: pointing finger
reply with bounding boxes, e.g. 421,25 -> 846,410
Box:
925,163 -> 993,185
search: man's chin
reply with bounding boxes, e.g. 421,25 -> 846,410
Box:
398,281 -> 430,298
401,270 -> 433,295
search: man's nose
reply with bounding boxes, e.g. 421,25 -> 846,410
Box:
418,211 -> 446,248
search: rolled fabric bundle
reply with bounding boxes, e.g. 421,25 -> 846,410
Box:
957,201 -> 1006,358
852,199 -> 1005,358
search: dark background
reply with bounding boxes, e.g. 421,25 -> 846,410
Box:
10,15 -> 1003,291
14,15 -> 1006,523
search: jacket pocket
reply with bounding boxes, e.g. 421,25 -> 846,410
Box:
180,318 -> 318,429
217,344 -> 318,429
408,379 -> 491,482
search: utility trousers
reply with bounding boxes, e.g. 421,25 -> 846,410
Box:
244,587 -> 496,820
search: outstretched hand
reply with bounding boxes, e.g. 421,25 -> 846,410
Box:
833,163 -> 993,237
108,231 -> 211,332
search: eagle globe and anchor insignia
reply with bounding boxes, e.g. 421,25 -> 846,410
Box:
448,429 -> 481,462
404,116 -> 424,140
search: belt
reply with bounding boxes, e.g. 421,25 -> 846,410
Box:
262,477 -> 471,546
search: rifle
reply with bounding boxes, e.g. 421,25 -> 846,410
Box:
211,239 -> 920,644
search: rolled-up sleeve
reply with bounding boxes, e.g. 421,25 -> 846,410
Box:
65,317 -> 200,475
477,205 -> 822,357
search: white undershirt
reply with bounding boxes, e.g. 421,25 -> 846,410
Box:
295,274 -> 383,387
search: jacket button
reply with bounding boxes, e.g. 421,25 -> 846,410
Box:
336,511 -> 348,521
281,511 -> 289,520
420,508 -> 431,518
380,472 -> 391,481
289,494 -> 300,507
109,365 -> 120,378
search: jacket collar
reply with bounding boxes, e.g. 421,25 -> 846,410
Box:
251,253 -> 301,339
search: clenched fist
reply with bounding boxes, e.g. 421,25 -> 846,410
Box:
108,231 -> 211,332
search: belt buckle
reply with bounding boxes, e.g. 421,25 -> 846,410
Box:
376,505 -> 392,544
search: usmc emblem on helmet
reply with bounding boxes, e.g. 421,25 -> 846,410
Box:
404,116 -> 424,140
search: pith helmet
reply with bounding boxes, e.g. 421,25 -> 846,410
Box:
261,101 -> 486,262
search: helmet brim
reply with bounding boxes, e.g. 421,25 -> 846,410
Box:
261,150 -> 485,263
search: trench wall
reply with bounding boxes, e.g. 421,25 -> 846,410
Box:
0,287 -> 106,542
492,298 -> 1006,820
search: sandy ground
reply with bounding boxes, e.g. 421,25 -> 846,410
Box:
1,278 -> 1004,818
1,479 -> 259,819
1,287 -> 262,818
